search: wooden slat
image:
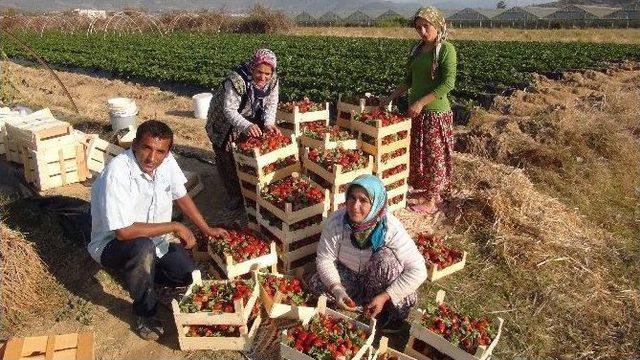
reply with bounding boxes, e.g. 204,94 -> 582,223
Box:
3,337 -> 24,360
44,336 -> 56,360
74,332 -> 94,360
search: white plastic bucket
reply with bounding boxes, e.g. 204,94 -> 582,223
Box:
110,114 -> 136,131
107,97 -> 138,131
192,92 -> 213,120
107,97 -> 138,117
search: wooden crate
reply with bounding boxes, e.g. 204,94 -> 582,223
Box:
336,94 -> 391,130
351,116 -> 411,140
116,125 -> 136,149
171,270 -> 260,326
233,134 -> 298,170
277,254 -> 317,277
302,149 -> 373,194
405,291 -> 504,360
184,171 -> 205,199
22,141 -> 89,191
278,119 -> 329,139
236,158 -> 300,187
256,177 -> 330,225
276,102 -> 330,124
2,332 -> 94,360
208,241 -> 278,279
4,109 -> 73,150
428,251 -> 467,282
255,271 -> 325,321
280,301 -> 375,360
299,132 -> 358,151
377,166 -> 409,187
86,137 -> 124,174
369,336 -> 418,360
177,314 -> 261,351
257,207 -> 324,244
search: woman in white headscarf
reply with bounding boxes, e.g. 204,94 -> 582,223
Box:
383,7 -> 457,215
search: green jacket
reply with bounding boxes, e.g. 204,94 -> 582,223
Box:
405,40 -> 457,113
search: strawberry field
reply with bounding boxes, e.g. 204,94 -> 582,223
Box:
5,31 -> 640,103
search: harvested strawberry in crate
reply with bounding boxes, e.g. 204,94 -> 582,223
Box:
172,271 -> 260,327
415,233 -> 467,282
256,272 -> 322,320
236,132 -> 292,157
279,97 -> 325,113
208,228 -> 278,279
260,176 -> 326,212
307,148 -> 369,173
354,108 -> 407,127
406,291 -> 504,360
282,312 -> 374,360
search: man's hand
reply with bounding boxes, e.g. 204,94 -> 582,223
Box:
365,291 -> 391,318
202,226 -> 228,240
265,124 -> 281,135
245,124 -> 262,138
174,223 -> 196,249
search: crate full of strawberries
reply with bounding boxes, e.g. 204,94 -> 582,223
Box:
299,123 -> 358,151
416,234 -> 467,282
277,97 -> 330,124
280,300 -> 376,360
255,271 -> 323,321
171,270 -> 260,326
369,336 -> 418,360
233,132 -> 298,170
207,228 -> 278,279
177,303 -> 262,351
405,291 -> 504,360
257,173 -> 329,225
352,108 -> 411,139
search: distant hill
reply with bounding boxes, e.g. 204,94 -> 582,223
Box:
540,0 -> 635,7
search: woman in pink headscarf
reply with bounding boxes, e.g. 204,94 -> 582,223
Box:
205,49 -> 280,215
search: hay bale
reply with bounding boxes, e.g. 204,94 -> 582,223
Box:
0,223 -> 63,335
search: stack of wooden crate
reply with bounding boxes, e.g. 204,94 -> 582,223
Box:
352,112 -> 412,213
302,147 -> 373,213
4,109 -> 89,191
276,102 -> 330,160
336,94 -> 391,131
232,134 -> 300,228
256,174 -> 329,276
0,107 -> 19,156
171,270 -> 261,351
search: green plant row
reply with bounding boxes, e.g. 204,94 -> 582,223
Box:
5,31 -> 640,102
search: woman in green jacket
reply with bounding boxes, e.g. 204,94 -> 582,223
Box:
383,7 -> 457,214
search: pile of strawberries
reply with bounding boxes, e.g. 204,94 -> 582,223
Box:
179,279 -> 254,314
279,97 -> 324,113
259,274 -> 314,306
260,176 -> 325,211
236,132 -> 291,156
284,313 -> 369,359
209,229 -> 271,263
307,148 -> 368,173
415,233 -> 463,270
361,131 -> 408,146
184,305 -> 260,338
237,155 -> 297,176
419,301 -> 496,355
381,164 -> 407,179
302,123 -> 355,142
354,108 -> 407,127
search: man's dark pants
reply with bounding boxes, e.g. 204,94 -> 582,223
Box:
100,238 -> 196,317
